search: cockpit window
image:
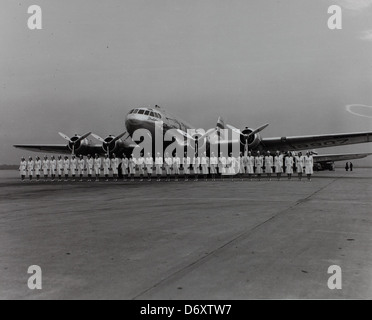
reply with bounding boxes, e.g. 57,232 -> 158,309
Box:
138,110 -> 145,115
150,112 -> 155,117
144,111 -> 150,115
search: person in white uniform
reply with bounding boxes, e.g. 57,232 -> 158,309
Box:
70,155 -> 78,181
193,153 -> 200,181
145,152 -> 153,182
86,155 -> 94,181
254,152 -> 264,181
304,151 -> 314,181
94,154 -> 102,182
63,156 -> 70,181
164,152 -> 173,182
155,152 -> 163,182
19,157 -> 27,181
274,151 -> 283,181
209,152 -> 218,181
129,154 -> 136,182
285,152 -> 294,180
77,155 -> 86,181
57,156 -> 63,181
246,151 -> 255,181
219,152 -> 227,180
182,152 -> 191,181
295,152 -> 305,181
173,152 -> 181,181
50,156 -> 57,181
103,154 -> 111,181
34,156 -> 42,181
264,151 -> 274,181
227,153 -> 236,181
200,152 -> 209,181
42,155 -> 50,181
27,157 -> 35,181
121,154 -> 129,181
137,153 -> 146,182
111,153 -> 119,182
238,152 -> 245,181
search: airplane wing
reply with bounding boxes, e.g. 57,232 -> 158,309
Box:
313,152 -> 372,163
261,131 -> 372,151
13,144 -> 105,155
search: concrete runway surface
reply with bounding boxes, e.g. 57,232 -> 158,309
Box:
0,169 -> 371,299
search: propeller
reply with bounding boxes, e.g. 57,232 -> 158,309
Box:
58,131 -> 91,155
226,123 -> 269,139
91,132 -> 128,156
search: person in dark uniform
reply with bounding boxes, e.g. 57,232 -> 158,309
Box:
350,162 -> 353,171
345,162 -> 349,171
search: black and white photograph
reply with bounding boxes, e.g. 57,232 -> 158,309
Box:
1,0 -> 372,304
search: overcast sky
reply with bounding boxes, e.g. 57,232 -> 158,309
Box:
1,0 -> 371,164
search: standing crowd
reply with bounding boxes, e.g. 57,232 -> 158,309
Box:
19,151 -> 314,182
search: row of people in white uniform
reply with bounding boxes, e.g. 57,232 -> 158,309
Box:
19,151 -> 314,182
19,154 -> 120,182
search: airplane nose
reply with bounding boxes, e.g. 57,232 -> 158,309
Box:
125,115 -> 147,135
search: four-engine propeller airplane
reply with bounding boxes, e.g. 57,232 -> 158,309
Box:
14,105 -> 372,170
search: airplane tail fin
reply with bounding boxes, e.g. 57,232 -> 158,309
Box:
216,117 -> 226,139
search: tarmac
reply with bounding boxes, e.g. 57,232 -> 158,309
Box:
0,169 -> 371,299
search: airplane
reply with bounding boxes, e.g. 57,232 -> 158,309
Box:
14,105 -> 372,170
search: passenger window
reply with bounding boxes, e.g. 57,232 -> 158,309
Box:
138,110 -> 145,115
144,111 -> 150,115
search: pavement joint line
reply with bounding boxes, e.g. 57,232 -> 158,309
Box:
132,175 -> 343,299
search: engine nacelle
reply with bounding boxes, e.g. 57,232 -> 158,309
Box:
240,127 -> 262,149
191,129 -> 207,150
67,135 -> 90,153
101,135 -> 125,154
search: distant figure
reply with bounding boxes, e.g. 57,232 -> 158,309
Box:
111,153 -> 119,182
71,155 -> 78,181
285,153 -> 294,180
121,154 -> 129,181
173,152 -> 181,182
19,157 -> 27,181
201,152 -> 209,181
50,156 -> 57,181
183,152 -> 191,182
219,152 -> 227,180
145,153 -> 153,181
209,152 -> 218,181
345,162 -> 349,171
57,156 -> 63,182
103,154 -> 111,182
94,154 -> 102,182
274,151 -> 283,181
164,152 -> 172,182
87,154 -> 94,182
304,151 -> 314,181
350,162 -> 353,171
155,152 -> 163,182
246,151 -> 255,181
78,155 -> 86,182
137,152 -> 145,182
63,156 -> 70,181
129,154 -> 136,182
255,151 -> 264,181
35,156 -> 42,181
27,157 -> 34,181
265,151 -> 273,181
295,152 -> 305,181
42,155 -> 50,182
193,153 -> 200,181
